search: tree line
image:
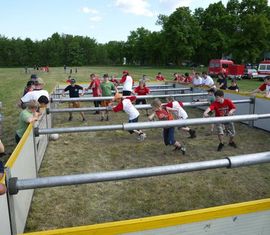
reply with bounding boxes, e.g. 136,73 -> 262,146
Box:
1,0 -> 270,67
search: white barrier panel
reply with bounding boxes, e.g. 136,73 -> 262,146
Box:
254,97 -> 270,132
21,198 -> 270,235
6,125 -> 37,234
0,177 -> 11,235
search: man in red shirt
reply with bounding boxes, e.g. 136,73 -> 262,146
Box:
203,90 -> 237,151
252,76 -> 270,98
86,73 -> 101,114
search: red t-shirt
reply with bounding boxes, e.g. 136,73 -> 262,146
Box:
155,109 -> 174,121
134,86 -> 150,96
184,76 -> 193,83
209,99 -> 236,117
156,75 -> 165,81
258,83 -> 267,91
88,79 -> 101,96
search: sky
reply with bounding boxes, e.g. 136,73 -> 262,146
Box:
0,0 -> 244,44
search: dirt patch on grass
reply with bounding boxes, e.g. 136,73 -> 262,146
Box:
25,106 -> 270,232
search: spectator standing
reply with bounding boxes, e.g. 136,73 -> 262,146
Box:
62,78 -> 86,122
119,70 -> 133,96
203,90 -> 237,151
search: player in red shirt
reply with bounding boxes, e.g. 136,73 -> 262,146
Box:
85,73 -> 101,114
252,76 -> 270,98
155,72 -> 165,81
203,90 -> 237,151
148,98 -> 185,154
133,81 -> 150,115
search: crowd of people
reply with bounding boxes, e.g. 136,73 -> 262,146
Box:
0,69 -> 269,197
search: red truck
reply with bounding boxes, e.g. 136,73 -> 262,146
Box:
208,59 -> 244,79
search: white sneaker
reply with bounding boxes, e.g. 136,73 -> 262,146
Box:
138,133 -> 146,141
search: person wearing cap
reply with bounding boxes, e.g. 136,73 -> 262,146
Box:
100,74 -> 118,121
251,76 -> 270,98
119,70 -> 134,96
108,93 -> 146,141
62,78 -> 86,122
20,77 -> 49,110
85,73 -> 101,114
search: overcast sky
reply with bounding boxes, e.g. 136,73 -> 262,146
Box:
0,0 -> 262,43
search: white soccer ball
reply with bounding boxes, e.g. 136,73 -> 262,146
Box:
49,133 -> 59,141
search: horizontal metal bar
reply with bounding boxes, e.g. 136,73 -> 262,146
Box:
123,114 -> 270,131
56,84 -> 174,91
8,151 -> 270,194
51,92 -> 208,103
47,99 -> 252,114
36,113 -> 270,135
53,87 -> 190,96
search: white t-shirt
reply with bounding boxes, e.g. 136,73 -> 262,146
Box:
123,75 -> 133,92
21,90 -> 49,103
123,98 -> 139,120
172,101 -> 188,119
193,76 -> 202,86
202,75 -> 215,87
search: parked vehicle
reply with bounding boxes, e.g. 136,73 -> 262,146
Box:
242,69 -> 258,79
208,59 -> 244,79
208,59 -> 234,76
257,60 -> 270,80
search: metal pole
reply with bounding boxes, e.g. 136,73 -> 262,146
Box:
55,84 -> 174,92
36,113 -> 270,136
248,96 -> 256,127
8,151 -> 270,195
53,87 -> 191,96
47,99 -> 252,114
51,92 -> 208,103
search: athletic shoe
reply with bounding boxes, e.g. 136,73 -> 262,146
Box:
228,141 -> 237,148
188,129 -> 196,138
180,146 -> 186,155
217,143 -> 224,151
82,118 -> 86,122
68,116 -> 72,121
138,133 -> 146,141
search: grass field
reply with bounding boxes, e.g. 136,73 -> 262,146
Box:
0,67 -> 269,232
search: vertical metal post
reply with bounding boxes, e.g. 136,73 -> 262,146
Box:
248,96 -> 256,127
5,168 -> 17,235
32,123 -> 38,174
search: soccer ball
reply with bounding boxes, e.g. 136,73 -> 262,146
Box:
49,133 -> 59,141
